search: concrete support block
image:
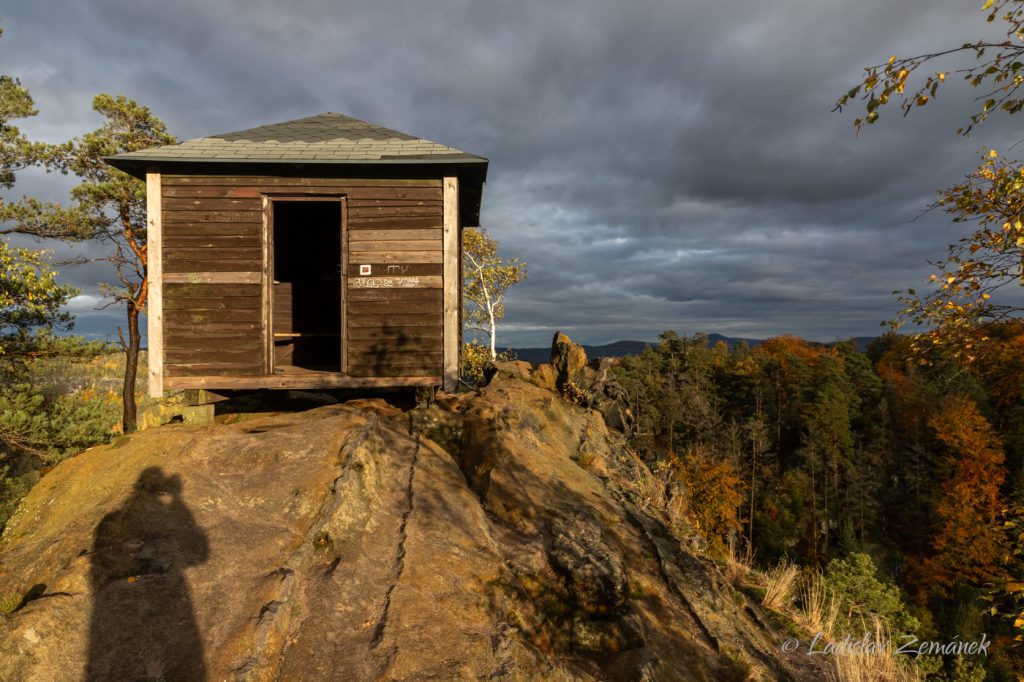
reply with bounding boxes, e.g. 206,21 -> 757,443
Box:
182,404 -> 215,426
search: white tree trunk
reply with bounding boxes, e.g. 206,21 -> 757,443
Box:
467,250 -> 499,360
487,302 -> 497,360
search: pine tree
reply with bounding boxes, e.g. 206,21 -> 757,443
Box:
0,95 -> 175,432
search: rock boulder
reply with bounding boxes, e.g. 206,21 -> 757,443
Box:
0,373 -> 828,681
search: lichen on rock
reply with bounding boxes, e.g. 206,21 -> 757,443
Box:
0,335 -> 830,681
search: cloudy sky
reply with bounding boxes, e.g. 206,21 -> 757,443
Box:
1,0 -> 1017,347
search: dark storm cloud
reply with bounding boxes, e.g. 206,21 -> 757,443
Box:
1,0 -> 1016,346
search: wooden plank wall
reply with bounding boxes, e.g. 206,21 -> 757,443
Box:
160,175 -> 444,381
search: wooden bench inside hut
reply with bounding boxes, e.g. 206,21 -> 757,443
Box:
104,113 -> 487,396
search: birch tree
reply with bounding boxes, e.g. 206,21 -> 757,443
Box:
462,227 -> 527,359
835,0 -> 1024,362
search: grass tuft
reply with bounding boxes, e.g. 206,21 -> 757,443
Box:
761,559 -> 799,610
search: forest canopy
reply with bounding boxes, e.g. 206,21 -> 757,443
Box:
608,328 -> 1024,675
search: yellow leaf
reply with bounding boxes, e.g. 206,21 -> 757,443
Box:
990,148 -> 999,158
982,0 -> 994,9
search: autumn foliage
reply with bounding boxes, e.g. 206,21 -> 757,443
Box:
894,150 -> 1024,365
916,396 -> 1008,597
666,445 -> 744,555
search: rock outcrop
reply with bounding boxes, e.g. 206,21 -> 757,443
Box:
488,331 -> 634,432
0,339 -> 827,681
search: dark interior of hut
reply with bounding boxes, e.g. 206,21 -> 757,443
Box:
272,201 -> 343,373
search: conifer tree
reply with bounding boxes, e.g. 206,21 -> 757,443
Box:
0,95 -> 175,432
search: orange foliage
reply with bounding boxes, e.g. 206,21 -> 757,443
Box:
755,335 -> 827,364
873,335 -> 916,387
668,444 -> 744,555
972,323 -> 1024,408
873,338 -> 934,437
916,396 -> 1008,597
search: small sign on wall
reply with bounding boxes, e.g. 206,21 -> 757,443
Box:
359,264 -> 372,276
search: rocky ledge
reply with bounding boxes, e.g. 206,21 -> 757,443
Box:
0,335 -> 828,681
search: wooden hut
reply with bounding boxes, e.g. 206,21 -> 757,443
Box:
105,113 -> 487,396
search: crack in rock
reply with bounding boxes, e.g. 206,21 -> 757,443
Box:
370,432 -> 421,653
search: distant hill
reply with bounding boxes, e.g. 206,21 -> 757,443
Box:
510,340 -> 652,364
846,336 -> 876,353
511,333 -> 875,363
510,334 -> 762,364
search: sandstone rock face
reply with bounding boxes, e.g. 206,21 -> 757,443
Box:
540,332 -> 633,432
550,331 -> 591,394
0,377 -> 826,681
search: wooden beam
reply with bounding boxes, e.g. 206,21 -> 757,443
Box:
442,176 -> 459,392
261,196 -> 273,373
146,169 -> 164,398
163,272 -> 262,284
340,195 -> 349,375
164,176 -> 443,188
164,374 -> 441,390
348,229 -> 441,241
349,240 -> 441,252
349,251 -> 442,264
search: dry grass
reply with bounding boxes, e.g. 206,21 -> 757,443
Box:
664,487 -> 689,533
828,618 -> 919,682
798,571 -> 838,639
724,538 -> 753,588
761,559 -> 799,610
622,456 -> 668,513
578,446 -> 613,479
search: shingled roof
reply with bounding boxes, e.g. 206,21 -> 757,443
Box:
105,112 -> 487,166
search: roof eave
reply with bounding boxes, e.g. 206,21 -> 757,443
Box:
104,154 -> 487,176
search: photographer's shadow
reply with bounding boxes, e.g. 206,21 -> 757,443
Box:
86,467 -> 209,681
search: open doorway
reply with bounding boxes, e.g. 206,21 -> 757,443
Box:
271,200 -> 343,373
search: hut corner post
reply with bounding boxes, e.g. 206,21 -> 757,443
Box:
145,168 -> 164,398
442,176 -> 460,392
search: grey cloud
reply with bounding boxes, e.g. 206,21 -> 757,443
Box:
2,0 -> 1016,348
